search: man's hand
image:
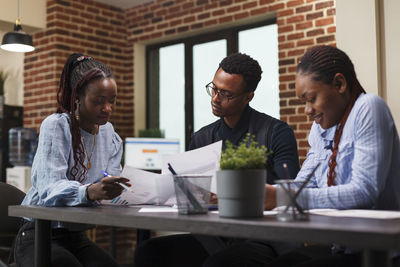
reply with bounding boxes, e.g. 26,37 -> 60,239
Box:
264,184 -> 277,210
87,176 -> 131,201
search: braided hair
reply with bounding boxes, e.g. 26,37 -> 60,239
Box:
297,46 -> 366,186
56,53 -> 113,182
219,53 -> 262,92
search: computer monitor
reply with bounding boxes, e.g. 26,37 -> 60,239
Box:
124,138 -> 180,170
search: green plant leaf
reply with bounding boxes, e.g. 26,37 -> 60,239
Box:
220,133 -> 273,170
138,128 -> 165,138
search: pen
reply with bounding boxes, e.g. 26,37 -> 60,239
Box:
282,163 -> 299,217
101,170 -> 133,192
283,163 -> 290,180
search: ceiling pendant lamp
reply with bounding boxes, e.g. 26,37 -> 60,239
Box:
1,0 -> 35,53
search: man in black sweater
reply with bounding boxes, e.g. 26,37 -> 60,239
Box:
190,53 -> 299,182
134,53 -> 300,267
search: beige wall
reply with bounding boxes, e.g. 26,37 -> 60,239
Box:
133,43 -> 146,137
0,31 -> 24,106
0,0 -> 46,32
336,0 -> 400,128
383,0 -> 400,128
0,0 -> 46,106
336,0 -> 380,94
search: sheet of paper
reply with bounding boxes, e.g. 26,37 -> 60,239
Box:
101,166 -> 175,206
309,209 -> 400,219
102,141 -> 222,206
161,140 -> 222,193
210,210 -> 278,215
139,207 -> 178,213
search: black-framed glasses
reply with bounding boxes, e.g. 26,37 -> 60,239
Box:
205,82 -> 244,103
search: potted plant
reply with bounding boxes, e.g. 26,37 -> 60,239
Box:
217,133 -> 271,218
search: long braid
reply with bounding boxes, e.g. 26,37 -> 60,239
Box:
297,46 -> 366,186
56,53 -> 113,182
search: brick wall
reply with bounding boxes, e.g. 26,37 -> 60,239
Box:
23,0 -> 336,178
125,0 -> 336,163
22,0 -> 336,264
23,0 -> 133,139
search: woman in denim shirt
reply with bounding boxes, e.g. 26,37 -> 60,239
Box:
264,46 -> 400,266
15,54 -> 131,267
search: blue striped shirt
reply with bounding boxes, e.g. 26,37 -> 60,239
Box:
22,113 -> 123,208
295,93 -> 400,210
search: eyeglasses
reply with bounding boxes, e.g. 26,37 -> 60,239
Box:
205,82 -> 244,103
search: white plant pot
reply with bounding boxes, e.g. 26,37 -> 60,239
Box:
216,169 -> 266,218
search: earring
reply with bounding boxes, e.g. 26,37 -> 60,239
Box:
75,100 -> 80,121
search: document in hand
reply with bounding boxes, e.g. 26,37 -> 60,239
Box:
101,141 -> 222,206
161,140 -> 222,193
101,166 -> 174,206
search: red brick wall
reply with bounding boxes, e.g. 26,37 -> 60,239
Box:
23,0 -> 133,139
125,0 -> 336,163
24,0 -> 336,169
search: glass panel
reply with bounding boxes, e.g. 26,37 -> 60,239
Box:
193,39 -> 227,132
159,43 -> 185,151
239,24 -> 279,119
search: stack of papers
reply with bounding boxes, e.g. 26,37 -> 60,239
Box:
101,141 -> 222,206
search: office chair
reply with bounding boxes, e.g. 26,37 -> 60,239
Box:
0,182 -> 25,267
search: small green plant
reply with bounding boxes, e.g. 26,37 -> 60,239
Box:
0,70 -> 7,96
220,133 -> 273,170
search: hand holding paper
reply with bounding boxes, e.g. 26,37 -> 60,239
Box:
101,141 -> 222,206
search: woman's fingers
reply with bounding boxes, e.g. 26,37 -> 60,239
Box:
209,193 -> 218,204
101,176 -> 130,185
89,176 -> 132,200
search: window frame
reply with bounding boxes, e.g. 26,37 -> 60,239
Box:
146,18 -> 277,150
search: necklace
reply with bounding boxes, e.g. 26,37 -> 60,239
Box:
82,131 -> 97,169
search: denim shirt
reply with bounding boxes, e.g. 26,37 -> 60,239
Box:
22,113 -> 123,208
295,93 -> 400,210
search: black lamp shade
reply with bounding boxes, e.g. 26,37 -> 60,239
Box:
1,31 -> 34,53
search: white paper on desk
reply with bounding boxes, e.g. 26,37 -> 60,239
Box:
210,210 -> 278,215
101,166 -> 174,206
161,140 -> 222,193
309,209 -> 400,219
139,207 -> 178,213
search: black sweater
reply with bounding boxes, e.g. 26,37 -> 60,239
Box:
189,105 -> 300,183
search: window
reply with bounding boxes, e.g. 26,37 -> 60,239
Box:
193,40 -> 227,132
146,19 -> 278,151
159,44 -> 185,147
239,24 -> 279,119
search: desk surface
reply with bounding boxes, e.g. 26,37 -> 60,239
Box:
9,205 -> 400,251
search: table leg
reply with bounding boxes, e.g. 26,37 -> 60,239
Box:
362,249 -> 392,267
35,219 -> 51,267
110,227 -> 116,258
136,229 -> 151,246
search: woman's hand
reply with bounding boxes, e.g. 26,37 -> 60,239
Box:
87,176 -> 131,201
264,184 -> 277,210
209,192 -> 218,204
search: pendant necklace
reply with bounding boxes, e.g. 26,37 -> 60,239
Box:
82,129 -> 97,169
